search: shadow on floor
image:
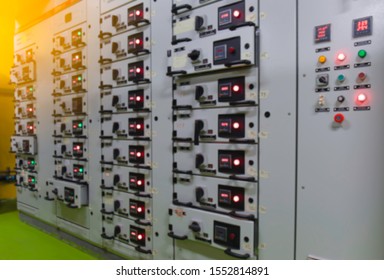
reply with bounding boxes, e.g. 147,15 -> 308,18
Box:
0,199 -> 17,214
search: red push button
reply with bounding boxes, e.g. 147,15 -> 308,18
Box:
334,113 -> 345,124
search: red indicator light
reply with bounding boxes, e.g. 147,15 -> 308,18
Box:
233,159 -> 241,166
29,126 -> 33,130
221,122 -> 229,127
136,68 -> 142,73
135,39 -> 141,45
136,96 -> 142,102
135,10 -> 141,16
130,205 -> 136,210
233,122 -> 240,129
130,178 -> 136,183
136,124 -> 142,130
357,20 -> 369,31
220,193 -> 229,198
129,13 -> 134,18
130,151 -> 135,156
221,158 -> 229,163
357,93 -> 367,103
233,10 -> 241,18
232,85 -> 240,92
136,152 -> 142,157
337,53 -> 346,62
220,12 -> 229,19
28,108 -> 33,112
229,233 -> 236,240
233,195 -> 240,203
74,168 -> 79,173
137,180 -> 143,186
137,207 -> 143,213
129,41 -> 134,45
137,234 -> 144,240
221,86 -> 229,91
229,47 -> 236,54
73,125 -> 77,129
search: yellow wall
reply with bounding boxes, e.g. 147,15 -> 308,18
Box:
0,92 -> 16,199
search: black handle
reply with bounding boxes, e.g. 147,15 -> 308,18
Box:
133,164 -> 151,170
224,248 -> 250,259
133,78 -> 151,84
229,21 -> 256,31
135,246 -> 152,255
173,169 -> 193,175
134,192 -> 151,198
173,200 -> 193,207
195,236 -> 212,244
132,49 -> 151,56
229,211 -> 255,221
100,185 -> 114,191
44,196 -> 55,201
194,120 -> 204,146
98,58 -> 113,65
100,136 -> 114,140
225,60 -> 252,67
99,110 -> 113,114
101,209 -> 114,215
199,100 -> 217,106
167,70 -> 187,77
99,84 -> 113,90
133,108 -> 151,113
98,32 -> 112,39
171,4 -> 192,14
171,37 -> 192,45
168,232 -> 188,240
172,137 -> 193,143
132,19 -> 150,27
28,187 -> 38,192
101,233 -> 114,240
135,219 -> 151,226
199,168 -> 216,175
173,105 -> 192,110
133,137 -> 151,141
229,139 -> 256,144
229,175 -> 256,182
199,135 -> 216,140
229,100 -> 256,106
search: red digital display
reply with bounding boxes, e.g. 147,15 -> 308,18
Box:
315,24 -> 331,43
353,16 -> 373,38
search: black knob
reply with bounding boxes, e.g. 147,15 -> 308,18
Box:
112,69 -> 119,80
188,50 -> 200,61
61,145 -> 66,154
112,15 -> 119,27
195,187 -> 204,202
114,200 -> 121,211
112,42 -> 119,54
195,86 -> 204,101
113,174 -> 120,185
112,122 -> 120,133
194,120 -> 204,146
337,95 -> 345,103
61,166 -> 67,174
189,221 -> 201,233
60,123 -> 66,132
112,95 -> 119,107
195,154 -> 204,169
195,16 -> 204,31
114,225 -> 121,236
113,148 -> 120,159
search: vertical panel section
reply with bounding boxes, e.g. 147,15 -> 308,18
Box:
258,0 -> 297,259
297,0 -> 384,259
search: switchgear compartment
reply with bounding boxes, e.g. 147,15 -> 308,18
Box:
53,49 -> 87,75
102,165 -> 153,196
100,56 -> 151,89
11,136 -> 38,155
101,113 -> 151,140
100,1 -> 151,39
100,86 -> 152,114
101,139 -> 152,168
171,0 -> 220,13
51,180 -> 88,208
168,206 -> 256,259
173,173 -> 257,218
54,159 -> 88,183
167,26 -> 256,76
52,24 -> 87,55
173,68 -> 258,109
10,62 -> 36,84
100,27 -> 151,63
54,138 -> 87,160
53,94 -> 87,117
15,119 -> 37,136
174,106 -> 258,144
101,190 -> 152,224
53,71 -> 87,96
101,214 -> 153,257
174,142 -> 257,180
172,0 -> 257,44
54,117 -> 87,138
14,84 -> 36,102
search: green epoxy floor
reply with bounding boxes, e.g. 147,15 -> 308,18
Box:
0,200 -> 99,260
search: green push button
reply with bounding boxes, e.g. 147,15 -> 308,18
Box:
358,49 -> 367,58
337,74 -> 346,82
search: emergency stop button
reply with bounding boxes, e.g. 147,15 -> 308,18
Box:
334,113 -> 345,124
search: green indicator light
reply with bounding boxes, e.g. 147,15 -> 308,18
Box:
31,160 -> 35,165
29,87 -> 33,91
79,168 -> 84,173
358,49 -> 367,58
78,31 -> 82,36
32,178 -> 35,183
337,74 -> 346,82
78,122 -> 83,128
78,76 -> 82,81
